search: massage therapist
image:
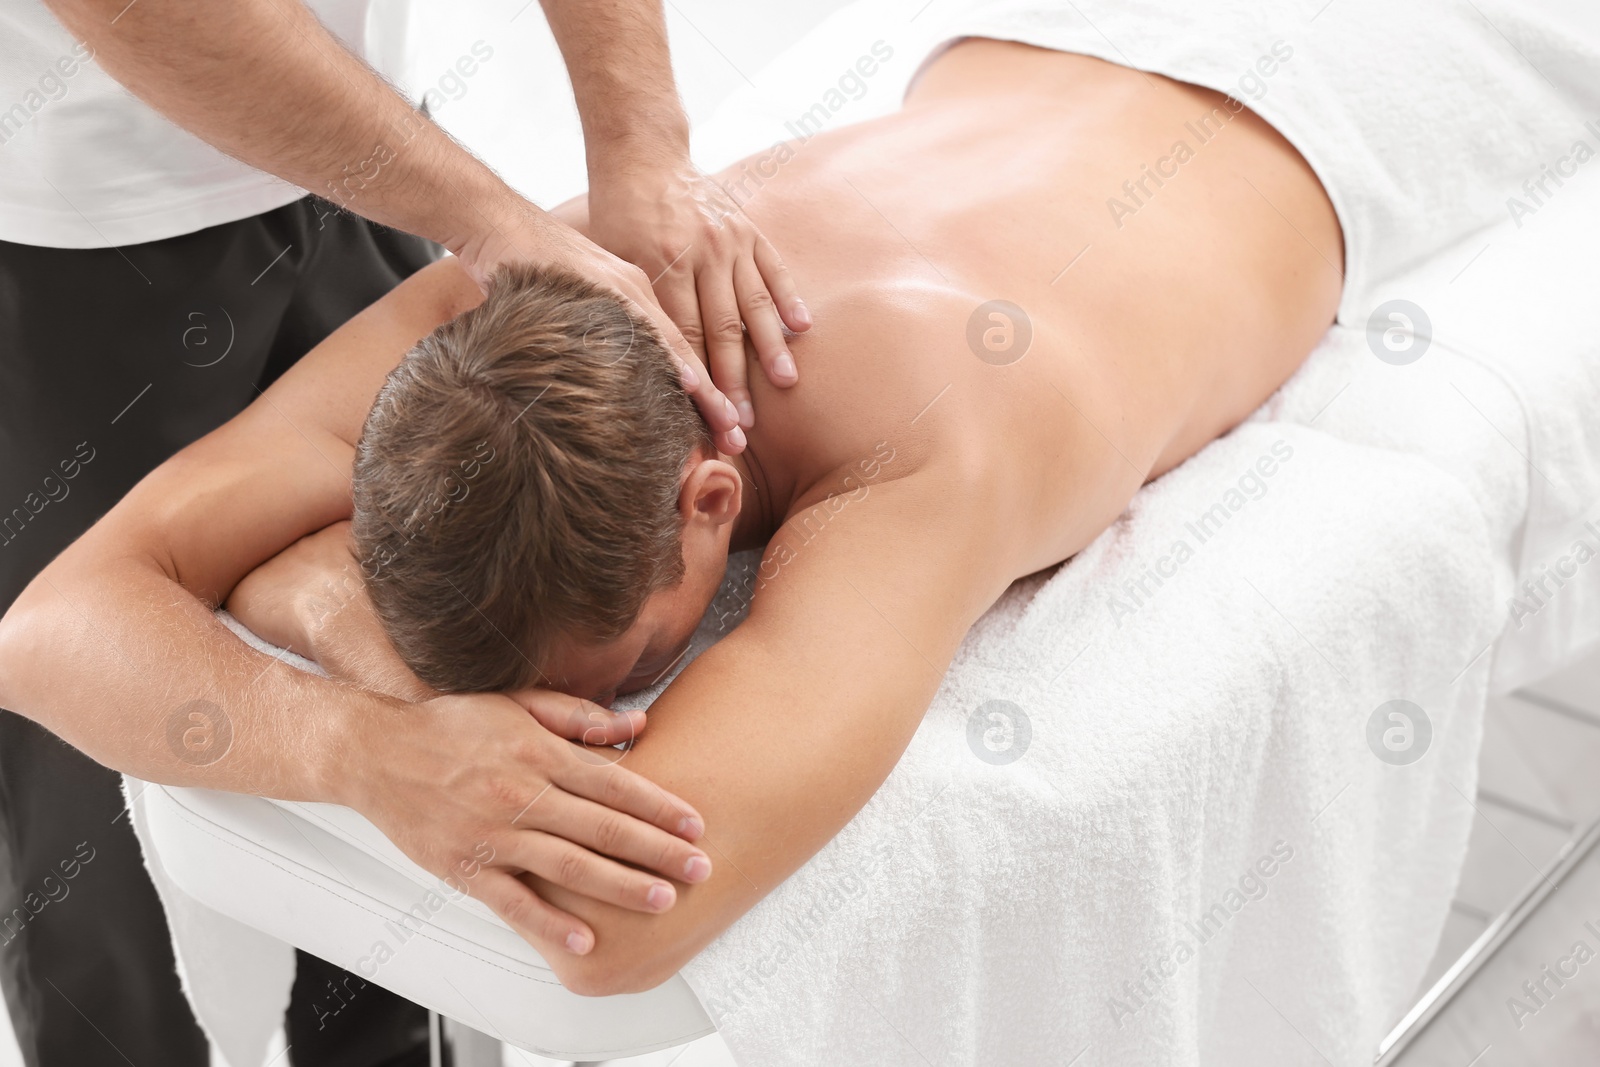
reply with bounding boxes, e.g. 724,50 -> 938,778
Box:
0,1 -> 805,1063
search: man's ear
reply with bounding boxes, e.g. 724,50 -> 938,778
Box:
679,457 -> 742,529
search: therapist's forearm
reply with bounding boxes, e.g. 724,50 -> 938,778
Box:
42,0 -> 531,259
539,0 -> 691,171
0,549 -> 380,804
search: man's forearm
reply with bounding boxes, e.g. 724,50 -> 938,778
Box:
0,547 -> 382,805
539,0 -> 691,172
45,0 -> 529,257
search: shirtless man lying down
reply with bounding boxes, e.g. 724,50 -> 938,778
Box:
0,41 -> 1341,995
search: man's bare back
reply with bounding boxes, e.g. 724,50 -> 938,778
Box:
596,40 -> 1342,586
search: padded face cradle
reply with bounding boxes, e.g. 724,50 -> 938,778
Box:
139,782 -> 715,1060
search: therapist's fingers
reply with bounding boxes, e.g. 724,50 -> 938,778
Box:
590,252 -> 744,452
735,254 -> 798,389
652,260 -> 707,365
501,829 -> 691,915
473,866 -> 596,956
697,266 -> 754,429
652,276 -> 746,452
753,232 -> 811,335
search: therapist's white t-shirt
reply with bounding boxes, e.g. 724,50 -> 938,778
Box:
0,0 -> 380,249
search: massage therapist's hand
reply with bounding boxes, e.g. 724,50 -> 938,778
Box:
587,158 -> 811,430
460,206 -> 750,455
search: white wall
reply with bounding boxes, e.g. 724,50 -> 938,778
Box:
398,0 -> 855,209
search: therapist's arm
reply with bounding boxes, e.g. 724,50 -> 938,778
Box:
41,0 -> 752,453
540,0 -> 811,428
0,259 -> 711,957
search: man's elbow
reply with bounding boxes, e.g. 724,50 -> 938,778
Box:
549,938 -> 688,998
0,587 -> 53,712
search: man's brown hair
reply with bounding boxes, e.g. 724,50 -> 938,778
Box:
350,263 -> 711,693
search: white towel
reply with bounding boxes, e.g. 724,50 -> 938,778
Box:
659,4 -> 1600,1062
663,338 -> 1514,1065
694,0 -> 1600,325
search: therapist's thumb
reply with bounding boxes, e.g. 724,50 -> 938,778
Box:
512,689 -> 645,747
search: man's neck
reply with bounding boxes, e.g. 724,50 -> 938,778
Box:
726,441 -> 786,552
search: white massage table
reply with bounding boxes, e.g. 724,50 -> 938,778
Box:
137,784 -> 715,1062
131,4 -> 1600,1066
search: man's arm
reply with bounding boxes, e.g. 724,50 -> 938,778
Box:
517,461 -> 1012,995
0,258 -> 713,957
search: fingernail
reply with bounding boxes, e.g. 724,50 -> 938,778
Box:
680,360 -> 700,389
736,399 -> 755,427
683,855 -> 712,882
646,882 -> 674,911
722,397 -> 739,425
791,300 -> 813,329
677,815 -> 703,838
565,931 -> 592,955
727,425 -> 747,450
773,352 -> 797,381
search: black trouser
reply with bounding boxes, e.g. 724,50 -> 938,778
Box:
0,197 -> 442,1067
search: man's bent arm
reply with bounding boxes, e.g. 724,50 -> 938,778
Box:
522,461 -> 1013,995
0,260 -> 711,954
0,261 -> 483,797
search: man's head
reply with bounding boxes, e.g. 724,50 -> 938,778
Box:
351,263 -> 742,701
